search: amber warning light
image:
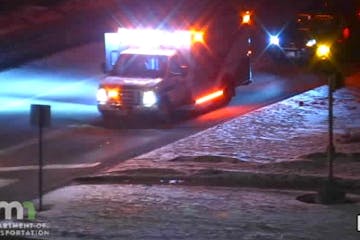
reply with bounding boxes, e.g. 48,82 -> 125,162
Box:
195,90 -> 224,105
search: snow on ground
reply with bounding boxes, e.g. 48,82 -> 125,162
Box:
108,85 -> 360,164
95,79 -> 360,191
30,184 -> 359,240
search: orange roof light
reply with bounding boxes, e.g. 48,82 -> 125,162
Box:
241,11 -> 252,25
195,90 -> 224,105
192,31 -> 204,44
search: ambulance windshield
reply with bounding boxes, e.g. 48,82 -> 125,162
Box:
113,54 -> 168,78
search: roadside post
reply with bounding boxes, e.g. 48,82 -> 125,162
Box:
30,104 -> 51,211
240,9 -> 254,82
315,44 -> 345,203
327,73 -> 336,181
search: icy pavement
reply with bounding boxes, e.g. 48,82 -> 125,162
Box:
34,185 -> 360,240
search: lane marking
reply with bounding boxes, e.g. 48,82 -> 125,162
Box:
0,162 -> 101,172
0,179 -> 18,188
0,129 -> 65,156
0,125 -> 99,156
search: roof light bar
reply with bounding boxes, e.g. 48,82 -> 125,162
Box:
117,28 -> 203,49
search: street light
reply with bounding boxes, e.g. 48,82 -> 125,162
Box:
240,10 -> 254,82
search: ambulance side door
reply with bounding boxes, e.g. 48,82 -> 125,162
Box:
167,54 -> 191,106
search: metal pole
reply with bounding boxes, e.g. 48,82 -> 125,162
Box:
327,74 -> 335,182
38,125 -> 43,211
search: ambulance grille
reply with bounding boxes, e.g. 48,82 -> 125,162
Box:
120,88 -> 141,106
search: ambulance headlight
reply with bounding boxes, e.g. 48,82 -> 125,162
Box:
96,88 -> 108,104
306,39 -> 316,47
142,91 -> 157,107
269,35 -> 280,46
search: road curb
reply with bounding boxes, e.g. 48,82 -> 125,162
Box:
75,170 -> 360,195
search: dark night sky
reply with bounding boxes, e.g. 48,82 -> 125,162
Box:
0,0 -> 61,12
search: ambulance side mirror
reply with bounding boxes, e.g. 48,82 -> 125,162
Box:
170,65 -> 188,77
179,65 -> 189,77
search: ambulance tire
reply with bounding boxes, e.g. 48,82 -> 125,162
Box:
100,111 -> 125,128
158,97 -> 173,124
222,78 -> 235,105
100,111 -> 115,127
100,110 -> 113,121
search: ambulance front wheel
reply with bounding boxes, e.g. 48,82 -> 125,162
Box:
223,83 -> 235,104
99,110 -> 113,120
158,98 -> 173,124
99,110 -> 126,127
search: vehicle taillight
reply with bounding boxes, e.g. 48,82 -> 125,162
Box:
343,27 -> 350,40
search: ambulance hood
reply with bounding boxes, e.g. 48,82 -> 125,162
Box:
101,76 -> 163,88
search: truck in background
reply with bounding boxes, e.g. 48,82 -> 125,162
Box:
96,0 -> 252,122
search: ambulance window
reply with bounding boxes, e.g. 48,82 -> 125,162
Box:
115,54 -> 167,78
110,50 -> 119,66
144,57 -> 161,71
